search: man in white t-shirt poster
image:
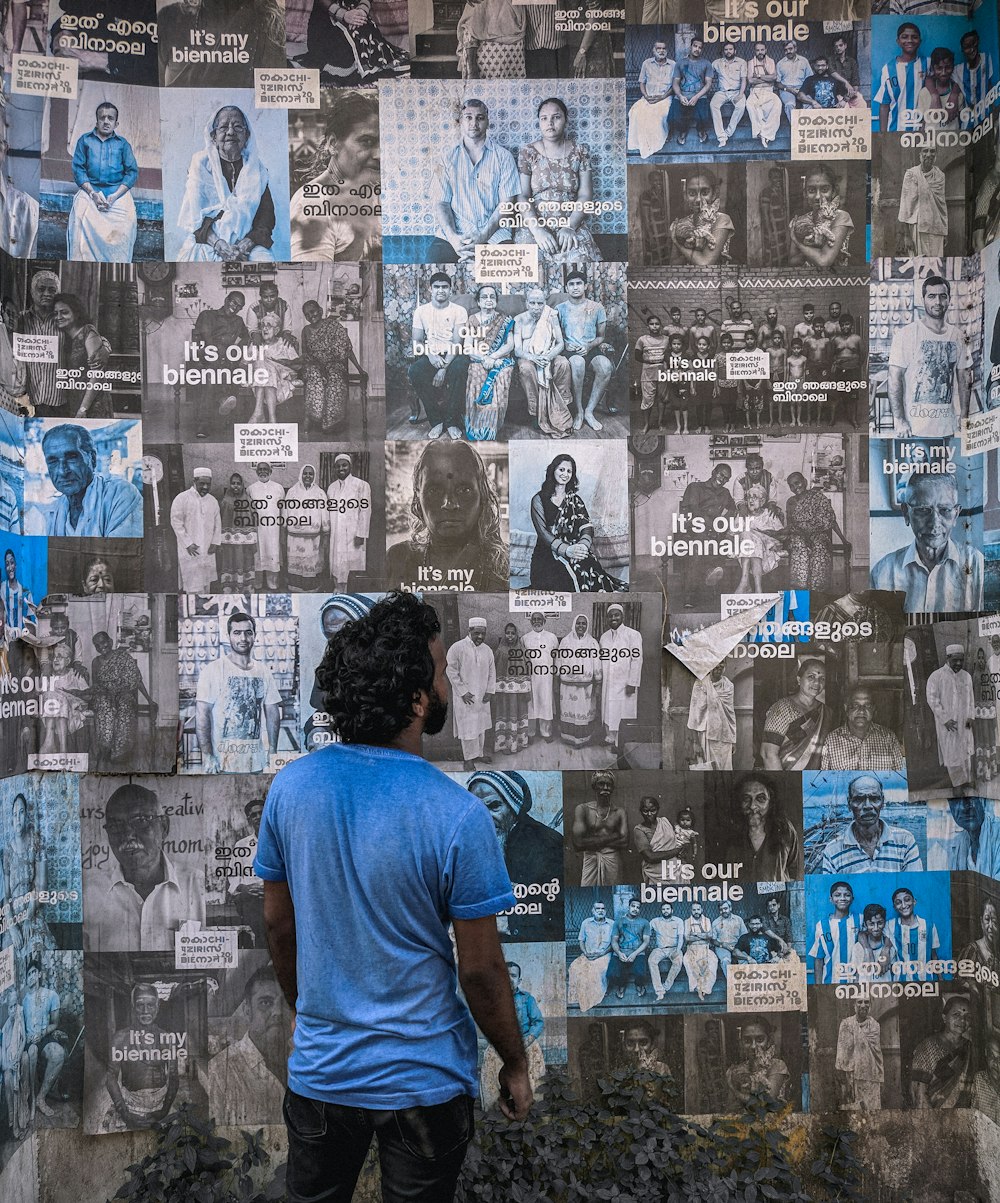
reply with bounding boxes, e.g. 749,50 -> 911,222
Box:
196,610 -> 282,773
407,272 -> 471,439
887,273 -> 971,437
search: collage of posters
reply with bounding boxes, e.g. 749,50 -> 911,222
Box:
2,0 -> 1000,1183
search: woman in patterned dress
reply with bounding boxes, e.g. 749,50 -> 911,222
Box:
299,0 -> 409,84
783,471 -> 850,591
456,0 -> 526,79
91,631 -> 155,767
463,285 -> 515,441
493,622 -> 531,755
514,98 -> 601,273
300,299 -> 366,434
218,472 -> 257,593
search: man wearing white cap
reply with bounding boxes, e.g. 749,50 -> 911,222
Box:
169,466 -> 221,591
926,643 -> 975,790
599,603 -> 643,753
326,453 -> 371,591
247,462 -> 284,590
521,612 -> 558,741
446,617 -> 496,769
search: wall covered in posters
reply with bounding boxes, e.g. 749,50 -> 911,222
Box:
3,0 -> 1000,1192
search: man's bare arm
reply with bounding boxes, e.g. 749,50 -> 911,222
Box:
263,880 -> 298,1012
454,916 -> 532,1120
195,700 -> 214,760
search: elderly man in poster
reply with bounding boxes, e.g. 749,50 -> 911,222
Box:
170,466 -> 221,592
522,611 -> 558,740
177,105 -> 275,263
926,643 -> 976,790
820,773 -> 923,873
599,603 -> 642,752
899,148 -> 947,256
326,453 -> 371,591
445,615 -> 496,770
85,782 -> 205,952
573,770 -> 628,886
568,897 -> 614,1013
41,424 -> 142,538
945,797 -> 1000,876
101,983 -> 179,1132
870,475 -> 984,614
67,102 -> 139,262
820,684 -> 905,772
247,462 -> 284,590
835,999 -> 884,1112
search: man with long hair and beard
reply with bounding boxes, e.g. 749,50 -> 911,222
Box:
256,592 -> 532,1203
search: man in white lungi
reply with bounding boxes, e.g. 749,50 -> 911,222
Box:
446,616 -> 496,769
67,102 -> 138,263
568,898 -> 614,1013
247,461 -> 284,590
326,453 -> 371,590
169,466 -> 221,592
835,1000 -> 883,1111
926,642 -> 975,790
521,611 -> 558,741
599,603 -> 643,751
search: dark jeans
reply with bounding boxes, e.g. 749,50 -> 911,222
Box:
607,953 -> 649,989
408,355 -> 470,428
284,1087 -> 474,1203
674,94 -> 711,137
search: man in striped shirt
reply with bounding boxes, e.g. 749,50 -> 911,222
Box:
430,99 -> 519,264
874,22 -> 927,133
819,773 -> 923,874
523,5 -> 567,78
17,270 -> 60,415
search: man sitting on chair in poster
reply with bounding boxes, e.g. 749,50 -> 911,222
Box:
67,102 -> 138,263
178,106 -> 275,263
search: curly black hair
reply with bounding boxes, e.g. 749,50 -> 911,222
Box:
314,591 -> 441,744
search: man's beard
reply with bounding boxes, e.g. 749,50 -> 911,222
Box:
424,693 -> 449,736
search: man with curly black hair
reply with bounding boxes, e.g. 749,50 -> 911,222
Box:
256,590 -> 532,1203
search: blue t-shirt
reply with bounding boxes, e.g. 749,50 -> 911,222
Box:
254,742 -> 516,1108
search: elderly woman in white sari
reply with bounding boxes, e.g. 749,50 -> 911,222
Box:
249,312 -> 300,424
687,662 -> 736,769
284,464 -> 329,589
514,287 -> 573,438
178,106 -> 276,263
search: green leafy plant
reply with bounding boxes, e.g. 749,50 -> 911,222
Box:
458,1068 -> 863,1203
109,1105 -> 285,1203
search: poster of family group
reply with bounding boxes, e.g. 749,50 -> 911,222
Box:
5,0 -> 1000,1184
